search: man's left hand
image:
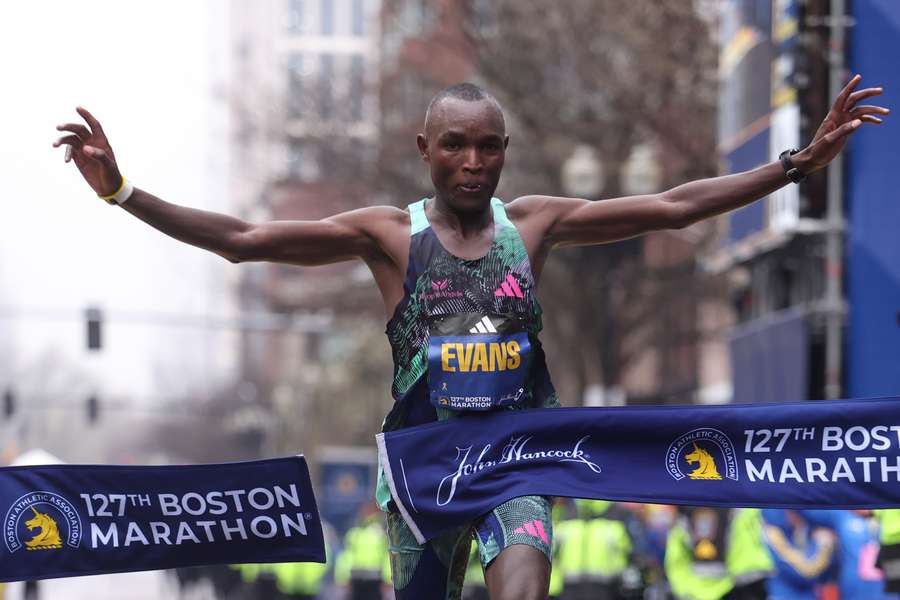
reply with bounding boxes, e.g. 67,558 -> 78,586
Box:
796,74 -> 889,173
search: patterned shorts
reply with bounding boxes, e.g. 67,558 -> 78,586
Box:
386,495 -> 552,600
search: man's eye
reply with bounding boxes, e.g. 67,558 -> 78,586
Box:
445,143 -> 461,151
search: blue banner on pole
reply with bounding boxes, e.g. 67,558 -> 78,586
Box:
0,456 -> 325,583
377,397 -> 900,543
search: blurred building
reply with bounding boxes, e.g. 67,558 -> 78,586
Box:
712,0 -> 899,403
377,0 -> 476,196
227,0 -> 384,455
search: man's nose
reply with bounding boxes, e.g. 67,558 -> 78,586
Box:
462,148 -> 483,172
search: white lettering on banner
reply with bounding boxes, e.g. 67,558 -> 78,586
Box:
125,522 -> 150,546
743,426 -> 900,455
821,426 -> 900,452
156,485 -> 301,517
745,456 -> 900,483
88,514 -> 310,548
435,435 -> 602,506
151,522 -> 171,545
71,483 -> 314,549
91,523 -> 118,548
177,522 -> 202,544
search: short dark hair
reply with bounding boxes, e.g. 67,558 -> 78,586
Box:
424,82 -> 505,130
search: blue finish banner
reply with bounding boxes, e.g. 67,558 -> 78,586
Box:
377,397 -> 900,543
0,456 -> 325,582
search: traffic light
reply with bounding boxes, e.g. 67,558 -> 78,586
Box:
86,395 -> 100,425
85,307 -> 103,351
3,389 -> 13,419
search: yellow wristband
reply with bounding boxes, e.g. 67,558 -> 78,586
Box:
98,177 -> 134,205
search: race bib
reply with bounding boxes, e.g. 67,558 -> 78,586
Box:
427,313 -> 531,411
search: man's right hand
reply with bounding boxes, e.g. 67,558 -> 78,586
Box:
53,107 -> 124,197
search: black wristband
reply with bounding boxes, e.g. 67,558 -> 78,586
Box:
779,148 -> 806,184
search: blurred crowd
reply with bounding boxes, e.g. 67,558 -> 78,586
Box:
165,504 -> 900,600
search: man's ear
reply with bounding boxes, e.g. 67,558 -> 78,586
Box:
416,133 -> 429,162
504,135 -> 510,149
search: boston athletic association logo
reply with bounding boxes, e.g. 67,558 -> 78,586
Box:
667,428 -> 739,482
23,507 -> 63,550
5,492 -> 82,553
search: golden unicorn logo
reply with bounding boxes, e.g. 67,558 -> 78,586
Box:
684,443 -> 723,480
24,507 -> 63,550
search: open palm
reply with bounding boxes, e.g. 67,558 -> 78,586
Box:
803,75 -> 889,171
52,107 -> 122,196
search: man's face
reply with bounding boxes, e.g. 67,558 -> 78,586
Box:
417,98 -> 509,213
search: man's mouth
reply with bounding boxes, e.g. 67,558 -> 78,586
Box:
457,183 -> 484,193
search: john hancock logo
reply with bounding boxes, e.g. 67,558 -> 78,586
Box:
436,435 -> 602,506
667,428 -> 739,482
5,492 -> 82,553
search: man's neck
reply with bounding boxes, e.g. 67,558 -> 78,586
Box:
428,194 -> 493,239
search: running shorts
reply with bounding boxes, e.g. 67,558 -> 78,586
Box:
386,495 -> 553,600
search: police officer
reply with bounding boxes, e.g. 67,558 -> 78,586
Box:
336,507 -> 390,600
272,562 -> 329,600
580,500 -> 633,600
556,500 -> 587,600
666,507 -> 772,600
876,509 -> 900,593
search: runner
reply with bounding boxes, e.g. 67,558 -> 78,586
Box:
53,77 -> 887,600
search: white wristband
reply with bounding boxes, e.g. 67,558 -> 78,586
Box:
98,177 -> 135,205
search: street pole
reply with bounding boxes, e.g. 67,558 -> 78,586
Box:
824,0 -> 849,400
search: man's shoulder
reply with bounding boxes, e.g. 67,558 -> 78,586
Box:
337,204 -> 410,231
504,195 -> 550,217
504,195 -> 570,223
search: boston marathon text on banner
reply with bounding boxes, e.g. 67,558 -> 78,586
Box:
376,397 -> 900,543
0,457 -> 325,582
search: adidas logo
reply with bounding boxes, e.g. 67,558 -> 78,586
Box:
513,520 -> 548,545
494,274 -> 524,298
469,316 -> 498,334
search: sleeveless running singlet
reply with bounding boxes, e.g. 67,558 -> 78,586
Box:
377,197 -> 560,510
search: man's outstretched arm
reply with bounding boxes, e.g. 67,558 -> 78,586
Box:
517,75 -> 889,248
52,107 -> 391,265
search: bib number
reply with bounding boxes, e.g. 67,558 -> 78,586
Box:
427,314 -> 531,411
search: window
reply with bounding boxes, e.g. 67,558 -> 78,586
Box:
351,0 -> 365,35
471,0 -> 498,36
319,54 -> 334,119
398,0 -> 434,34
321,0 -> 334,35
350,55 -> 364,121
287,53 -> 304,119
288,0 -> 304,33
288,140 -> 321,181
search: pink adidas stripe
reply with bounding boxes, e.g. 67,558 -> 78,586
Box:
513,520 -> 548,545
494,274 -> 525,298
533,519 -> 548,544
506,274 -> 524,298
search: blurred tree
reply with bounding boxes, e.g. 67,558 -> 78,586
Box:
376,0 -> 725,404
274,319 -> 395,455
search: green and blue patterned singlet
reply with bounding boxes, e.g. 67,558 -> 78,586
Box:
377,197 -> 560,510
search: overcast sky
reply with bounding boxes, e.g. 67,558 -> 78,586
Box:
0,1 -> 235,404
